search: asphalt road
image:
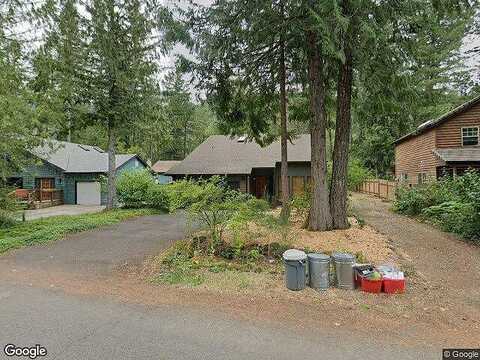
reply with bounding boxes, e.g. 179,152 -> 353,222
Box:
0,212 -> 438,360
0,284 -> 437,360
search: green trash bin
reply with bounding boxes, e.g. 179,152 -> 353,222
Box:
283,249 -> 307,291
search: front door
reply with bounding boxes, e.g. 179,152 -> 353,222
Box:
35,178 -> 55,201
253,176 -> 267,199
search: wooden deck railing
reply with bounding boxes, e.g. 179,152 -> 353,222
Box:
356,179 -> 397,201
15,189 -> 64,206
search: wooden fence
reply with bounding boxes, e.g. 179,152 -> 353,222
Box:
356,179 -> 397,201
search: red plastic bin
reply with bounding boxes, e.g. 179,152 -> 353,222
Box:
360,277 -> 382,293
382,278 -> 405,294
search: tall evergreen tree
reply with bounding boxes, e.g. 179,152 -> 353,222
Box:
84,0 -> 174,209
31,0 -> 86,141
189,0 -> 302,219
0,1 -> 44,181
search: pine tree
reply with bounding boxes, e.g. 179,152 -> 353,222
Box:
0,1 -> 44,181
190,0 -> 303,219
84,0 -> 172,209
31,0 -> 86,142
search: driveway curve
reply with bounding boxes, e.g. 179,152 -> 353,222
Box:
0,212 -> 188,276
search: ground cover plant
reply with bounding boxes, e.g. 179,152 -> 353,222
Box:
394,170 -> 480,242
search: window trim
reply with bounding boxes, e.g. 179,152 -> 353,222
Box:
461,126 -> 479,147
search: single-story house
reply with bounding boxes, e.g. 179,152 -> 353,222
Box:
166,134 -> 312,200
7,140 -> 147,207
151,160 -> 181,184
394,95 -> 480,185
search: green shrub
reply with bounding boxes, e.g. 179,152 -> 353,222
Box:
423,201 -> 480,241
394,186 -> 434,215
0,186 -> 19,229
394,170 -> 480,242
290,190 -> 311,220
164,179 -> 205,212
146,185 -> 169,210
0,210 -> 16,228
348,159 -> 373,190
117,170 -> 156,208
116,170 -> 168,210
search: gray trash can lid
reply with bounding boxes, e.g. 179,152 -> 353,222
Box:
332,252 -> 355,262
283,249 -> 307,261
307,253 -> 330,262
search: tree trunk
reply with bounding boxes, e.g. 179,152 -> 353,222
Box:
306,30 -> 332,231
106,121 -> 117,210
279,19 -> 290,222
183,121 -> 187,159
330,0 -> 354,230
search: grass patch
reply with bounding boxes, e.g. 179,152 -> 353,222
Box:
0,208 -> 160,254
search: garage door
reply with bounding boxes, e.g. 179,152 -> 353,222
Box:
76,182 -> 101,205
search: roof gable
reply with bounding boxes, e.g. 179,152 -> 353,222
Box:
152,160 -> 181,173
31,140 -> 139,173
395,95 -> 480,145
167,134 -> 311,175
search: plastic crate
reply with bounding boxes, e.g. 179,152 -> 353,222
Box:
383,278 -> 405,294
360,277 -> 383,293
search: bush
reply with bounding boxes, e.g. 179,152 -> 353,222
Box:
146,185 -> 169,210
394,170 -> 480,242
290,190 -> 310,219
164,179 -> 205,212
0,210 -> 16,228
116,170 -> 168,210
348,159 -> 373,190
117,170 -> 155,208
0,186 -> 18,229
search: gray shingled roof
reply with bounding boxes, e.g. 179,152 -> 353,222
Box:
167,134 -> 311,175
152,160 -> 181,173
433,148 -> 480,163
31,140 -> 139,173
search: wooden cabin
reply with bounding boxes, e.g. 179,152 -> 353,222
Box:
394,96 -> 480,185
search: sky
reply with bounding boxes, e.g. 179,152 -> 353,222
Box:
8,0 -> 480,94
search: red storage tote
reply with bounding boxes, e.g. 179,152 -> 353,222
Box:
360,277 -> 382,293
383,278 -> 405,294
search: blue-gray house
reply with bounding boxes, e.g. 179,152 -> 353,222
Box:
9,140 -> 147,207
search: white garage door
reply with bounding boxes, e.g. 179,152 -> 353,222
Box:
76,182 -> 101,205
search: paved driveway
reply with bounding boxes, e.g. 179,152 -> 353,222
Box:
1,213 -> 187,275
24,205 -> 105,221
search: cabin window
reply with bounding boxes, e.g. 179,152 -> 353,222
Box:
6,177 -> 23,188
227,180 -> 240,191
462,127 -> 479,146
417,173 -> 427,185
399,173 -> 408,182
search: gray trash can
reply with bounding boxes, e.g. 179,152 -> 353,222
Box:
283,249 -> 307,291
307,253 -> 330,290
332,252 -> 355,289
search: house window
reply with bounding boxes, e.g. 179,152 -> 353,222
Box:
399,173 -> 408,182
227,180 -> 240,191
6,177 -> 23,188
462,127 -> 479,146
417,173 -> 427,185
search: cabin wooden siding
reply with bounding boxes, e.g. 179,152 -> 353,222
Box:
435,102 -> 480,148
395,100 -> 480,185
395,129 -> 440,185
